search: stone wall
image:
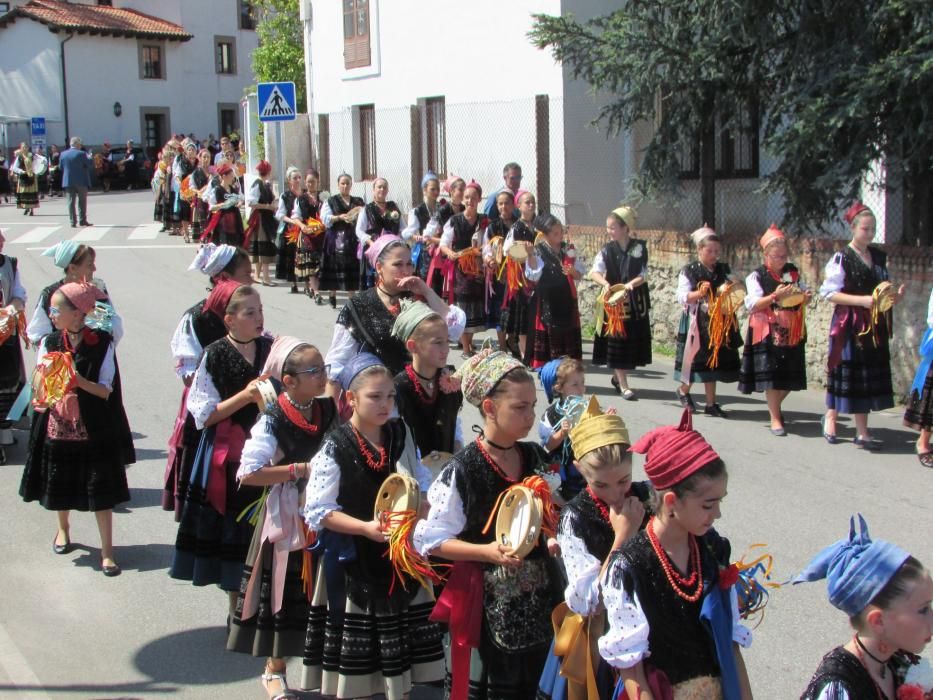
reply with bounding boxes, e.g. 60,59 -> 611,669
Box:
566,226 -> 933,398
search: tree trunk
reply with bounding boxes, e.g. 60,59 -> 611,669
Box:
700,92 -> 716,227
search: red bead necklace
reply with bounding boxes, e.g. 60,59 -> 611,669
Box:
277,393 -> 319,435
586,486 -> 610,522
646,517 -> 703,603
351,424 -> 388,471
404,364 -> 436,404
475,437 -> 519,483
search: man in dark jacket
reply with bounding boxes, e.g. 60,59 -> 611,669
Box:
60,136 -> 92,227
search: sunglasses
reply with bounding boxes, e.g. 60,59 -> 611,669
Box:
295,364 -> 330,378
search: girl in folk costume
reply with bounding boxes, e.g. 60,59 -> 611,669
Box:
0,229 -> 28,463
738,225 -> 813,437
796,516 -> 932,700
357,177 -> 404,290
538,396 -> 650,700
275,167 -> 314,292
904,286 -> 933,467
414,350 -> 564,700
320,173 -> 365,309
391,300 -> 464,461
305,169 -> 324,210
300,353 -> 442,698
151,148 -> 170,228
820,202 -> 905,450
440,180 -> 489,357
499,190 -> 536,359
189,149 -> 214,240
159,141 -> 181,233
10,143 -> 39,215
27,241 -> 124,346
524,214 -> 585,368
484,190 -> 517,351
590,206 -> 652,400
202,163 -> 246,248
325,236 -> 465,391
673,226 -> 742,418
600,409 -> 754,700
164,244 -> 252,518
426,175 -> 467,297
172,141 -> 199,242
245,160 -> 280,287
227,337 -> 338,700
170,283 -> 271,606
402,171 -> 442,283
20,282 -> 134,577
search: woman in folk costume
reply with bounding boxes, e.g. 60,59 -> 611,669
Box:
189,149 -> 214,240
440,180 -> 489,357
590,206 -> 652,400
524,214 -> 586,368
425,175 -> 467,297
539,395 -> 651,700
484,190 -> 518,353
600,408 -> 754,700
170,282 -> 271,610
0,229 -> 28,463
357,177 -> 404,291
820,202 -> 904,450
172,141 -> 198,243
320,173 -> 365,309
27,240 -> 124,346
738,225 -> 813,437
275,167 -> 315,292
402,171 -> 442,283
414,350 -> 564,700
325,235 -> 465,393
796,516 -> 932,700
20,282 -> 134,577
159,141 -> 181,234
10,142 -> 39,215
227,337 -> 338,700
245,160 -> 280,287
163,244 -> 252,518
673,226 -> 742,418
498,190 -> 537,360
904,286 -> 933,467
202,163 -> 246,248
300,353 -> 442,698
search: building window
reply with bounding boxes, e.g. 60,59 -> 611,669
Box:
0,2 -> 10,13
343,0 -> 371,70
679,100 -> 759,179
215,37 -> 236,74
239,0 -> 255,30
219,106 -> 238,139
359,104 -> 376,180
140,44 -> 164,80
423,97 -> 446,178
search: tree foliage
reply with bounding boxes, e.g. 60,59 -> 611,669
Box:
530,1 -> 933,233
251,0 -> 306,113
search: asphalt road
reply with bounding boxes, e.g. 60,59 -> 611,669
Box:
0,191 -> 929,699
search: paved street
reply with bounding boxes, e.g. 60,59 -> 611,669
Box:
0,191 -> 929,699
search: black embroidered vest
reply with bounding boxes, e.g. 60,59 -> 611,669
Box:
186,300 -> 226,350
394,367 -> 462,455
203,335 -> 272,431
364,201 -> 401,236
336,289 -> 410,374
840,246 -> 888,296
263,397 -> 337,465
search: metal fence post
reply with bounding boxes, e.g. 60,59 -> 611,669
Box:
535,94 -> 550,216
410,105 -> 422,207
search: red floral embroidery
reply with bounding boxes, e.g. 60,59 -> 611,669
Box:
896,685 -> 924,700
719,563 -> 740,590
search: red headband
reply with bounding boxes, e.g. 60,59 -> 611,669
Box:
630,408 -> 721,489
204,279 -> 244,319
215,163 -> 233,177
256,160 -> 272,176
844,201 -> 871,225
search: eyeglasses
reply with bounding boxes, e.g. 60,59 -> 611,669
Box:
49,306 -> 61,317
296,364 -> 330,378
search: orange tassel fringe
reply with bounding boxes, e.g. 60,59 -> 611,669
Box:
706,290 -> 740,369
33,351 -> 76,410
381,510 -> 445,594
604,302 -> 627,338
301,525 -> 317,602
521,475 -> 559,538
457,248 -> 481,277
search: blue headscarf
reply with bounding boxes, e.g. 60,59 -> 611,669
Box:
793,514 -> 909,617
421,170 -> 439,189
337,352 -> 384,392
538,358 -> 562,402
42,240 -> 80,269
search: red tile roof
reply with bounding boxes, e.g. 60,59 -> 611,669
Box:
0,0 -> 192,41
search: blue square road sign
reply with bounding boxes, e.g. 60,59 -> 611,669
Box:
257,82 -> 297,122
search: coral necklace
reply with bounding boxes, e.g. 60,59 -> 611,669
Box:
351,424 -> 388,471
646,517 -> 703,603
405,364 -> 436,404
586,486 -> 610,522
475,437 -> 519,483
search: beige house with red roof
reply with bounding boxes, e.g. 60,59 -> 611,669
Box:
0,0 -> 258,157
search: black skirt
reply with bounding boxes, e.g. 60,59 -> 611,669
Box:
825,310 -> 894,414
0,334 -> 24,419
673,310 -> 742,384
499,293 -> 530,336
591,314 -> 652,370
320,251 -> 360,292
275,240 -> 296,282
904,365 -> 933,431
738,330 -> 807,393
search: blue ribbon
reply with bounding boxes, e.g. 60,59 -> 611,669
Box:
700,585 -> 742,700
5,382 -> 33,422
910,327 -> 933,397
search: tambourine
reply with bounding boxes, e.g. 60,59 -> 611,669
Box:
507,244 -> 529,263
0,307 -> 26,345
345,206 -> 363,223
716,280 -> 747,310
421,450 -> 453,479
487,236 -> 504,266
777,286 -> 806,308
604,283 -> 632,319
254,378 -> 278,413
179,175 -> 196,202
494,485 -> 543,559
872,281 -> 897,313
32,155 -> 48,177
374,472 -> 422,529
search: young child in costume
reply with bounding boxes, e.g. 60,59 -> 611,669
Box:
796,515 -> 932,700
539,395 -> 650,700
484,190 -> 517,349
19,282 -> 134,577
171,283 -> 271,608
227,337 -> 337,700
300,353 -> 442,699
392,299 -> 464,465
904,285 -> 933,467
414,349 -> 564,700
600,407 -> 753,700
500,190 -> 537,359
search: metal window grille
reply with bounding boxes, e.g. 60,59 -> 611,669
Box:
424,97 -> 446,178
142,46 -> 162,79
216,42 -> 234,74
359,104 -> 376,180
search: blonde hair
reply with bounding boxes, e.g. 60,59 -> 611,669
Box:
553,357 -> 584,399
410,314 -> 447,343
577,443 -> 631,476
225,285 -> 259,315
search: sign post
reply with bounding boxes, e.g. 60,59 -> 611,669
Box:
257,82 -> 297,195
30,117 -> 46,152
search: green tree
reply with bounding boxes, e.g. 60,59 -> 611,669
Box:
530,1 -> 933,236
251,0 -> 306,113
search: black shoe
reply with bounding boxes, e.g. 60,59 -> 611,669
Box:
79,221 -> 92,227
290,285 -> 299,294
0,447 -> 5,466
329,296 -> 337,310
704,403 -> 728,418
102,562 -> 122,577
52,533 -> 72,555
70,222 -> 77,228
676,388 -> 697,413
610,375 -> 621,395
315,293 -> 324,305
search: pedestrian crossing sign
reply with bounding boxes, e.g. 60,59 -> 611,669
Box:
257,82 -> 297,122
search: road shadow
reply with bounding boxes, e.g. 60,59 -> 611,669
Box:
115,487 -> 165,512
70,542 -> 176,574
132,447 -> 168,462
